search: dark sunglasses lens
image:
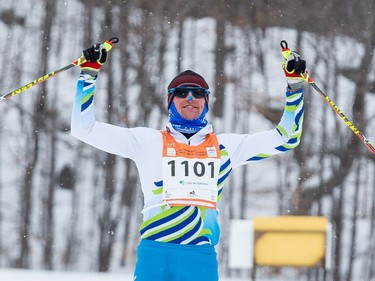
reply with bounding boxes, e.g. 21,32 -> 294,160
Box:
191,89 -> 206,98
173,88 -> 189,98
172,88 -> 207,99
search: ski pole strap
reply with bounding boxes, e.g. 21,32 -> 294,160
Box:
280,40 -> 313,83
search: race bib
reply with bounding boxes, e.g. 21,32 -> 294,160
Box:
161,131 -> 220,209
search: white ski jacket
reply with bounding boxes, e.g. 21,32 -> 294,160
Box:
71,73 -> 304,245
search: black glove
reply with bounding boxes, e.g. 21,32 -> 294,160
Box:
285,52 -> 306,75
282,50 -> 308,90
80,43 -> 108,76
83,43 -> 107,64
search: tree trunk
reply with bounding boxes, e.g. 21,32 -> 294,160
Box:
120,161 -> 138,267
97,154 -> 117,272
346,162 -> 361,281
332,184 -> 345,281
213,19 -> 225,118
16,128 -> 39,268
176,19 -> 184,73
40,0 -> 57,270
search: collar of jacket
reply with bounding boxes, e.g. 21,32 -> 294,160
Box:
165,122 -> 213,145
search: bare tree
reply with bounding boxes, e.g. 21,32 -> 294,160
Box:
346,162 -> 361,281
0,1 -> 25,266
38,0 -> 57,270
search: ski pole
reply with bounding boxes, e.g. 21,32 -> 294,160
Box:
0,37 -> 119,102
281,40 -> 375,155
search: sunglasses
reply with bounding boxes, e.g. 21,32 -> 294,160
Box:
168,87 -> 210,99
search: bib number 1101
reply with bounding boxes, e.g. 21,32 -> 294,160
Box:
167,160 -> 215,178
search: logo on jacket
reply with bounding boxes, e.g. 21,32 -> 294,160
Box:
206,146 -> 217,157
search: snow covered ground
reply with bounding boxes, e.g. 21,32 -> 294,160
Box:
0,268 -> 252,281
0,269 -> 129,281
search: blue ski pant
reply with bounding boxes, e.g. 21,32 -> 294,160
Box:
133,239 -> 219,281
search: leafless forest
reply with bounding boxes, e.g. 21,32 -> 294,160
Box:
0,0 -> 374,280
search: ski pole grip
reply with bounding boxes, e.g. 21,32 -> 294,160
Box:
280,40 -> 292,60
104,37 -> 120,52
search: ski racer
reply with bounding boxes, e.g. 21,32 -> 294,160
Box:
71,41 -> 307,281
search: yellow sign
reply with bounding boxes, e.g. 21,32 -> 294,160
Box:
253,216 -> 331,268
